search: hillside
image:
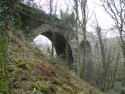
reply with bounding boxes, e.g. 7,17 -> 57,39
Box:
7,32 -> 102,94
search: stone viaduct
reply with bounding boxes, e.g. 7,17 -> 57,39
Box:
20,3 -> 93,73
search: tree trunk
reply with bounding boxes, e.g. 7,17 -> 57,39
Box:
119,31 -> 125,86
51,24 -> 55,57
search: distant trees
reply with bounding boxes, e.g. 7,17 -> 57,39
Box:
102,0 -> 125,86
93,19 -> 120,91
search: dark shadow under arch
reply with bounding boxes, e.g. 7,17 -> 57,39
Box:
41,31 -> 74,65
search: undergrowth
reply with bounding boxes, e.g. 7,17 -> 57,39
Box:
7,32 -> 103,94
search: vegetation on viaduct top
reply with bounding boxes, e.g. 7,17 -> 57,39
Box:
20,3 -> 64,30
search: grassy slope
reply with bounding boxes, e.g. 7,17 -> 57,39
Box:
8,32 -> 103,94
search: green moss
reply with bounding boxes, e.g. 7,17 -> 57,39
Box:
21,73 -> 29,81
0,69 -> 3,80
16,59 -> 31,70
7,65 -> 15,72
32,83 -> 40,90
41,87 -> 52,94
51,79 -> 64,86
33,75 -> 45,81
0,34 -> 9,93
62,84 -> 75,94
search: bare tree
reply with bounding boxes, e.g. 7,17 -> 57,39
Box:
73,0 -> 94,84
45,0 -> 59,57
73,0 -> 88,79
72,0 -> 81,77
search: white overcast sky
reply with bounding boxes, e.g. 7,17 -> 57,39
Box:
34,0 -> 116,37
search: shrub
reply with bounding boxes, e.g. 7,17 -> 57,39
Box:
17,59 -> 31,70
52,79 -> 63,86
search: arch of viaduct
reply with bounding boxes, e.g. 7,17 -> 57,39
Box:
20,3 -> 93,72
